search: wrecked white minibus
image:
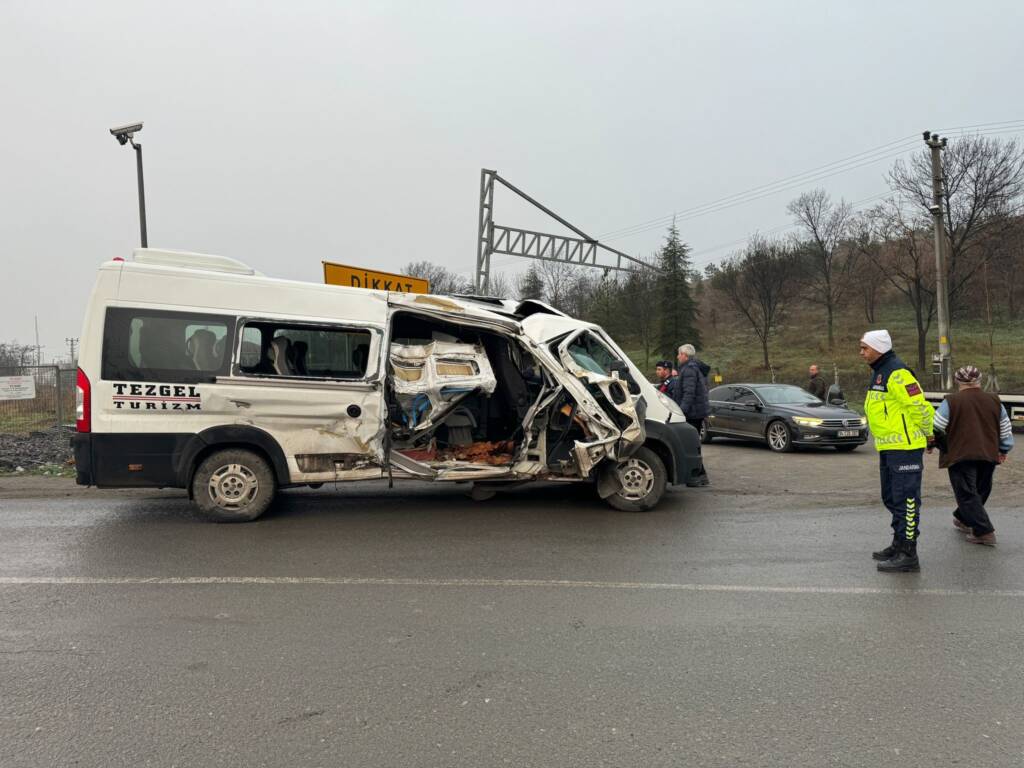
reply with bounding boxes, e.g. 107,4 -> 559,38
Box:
71,249 -> 707,521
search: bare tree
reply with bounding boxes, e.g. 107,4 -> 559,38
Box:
708,236 -> 799,371
787,189 -> 856,352
0,342 -> 37,371
487,271 -> 513,299
888,135 -> 1024,316
401,261 -> 474,295
848,219 -> 882,323
622,258 -> 660,370
535,259 -> 579,312
859,203 -> 937,372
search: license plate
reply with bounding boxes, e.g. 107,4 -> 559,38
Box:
838,430 -> 859,437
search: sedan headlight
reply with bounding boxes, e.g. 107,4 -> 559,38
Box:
859,416 -> 868,426
655,390 -> 685,420
792,416 -> 824,427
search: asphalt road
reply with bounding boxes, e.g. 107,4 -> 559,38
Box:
1,443 -> 1022,767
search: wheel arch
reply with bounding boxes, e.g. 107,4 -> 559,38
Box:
178,426 -> 290,496
642,436 -> 677,484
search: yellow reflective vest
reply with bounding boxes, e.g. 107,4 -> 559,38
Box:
863,352 -> 934,452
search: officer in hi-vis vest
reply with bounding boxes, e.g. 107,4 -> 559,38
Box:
859,330 -> 935,573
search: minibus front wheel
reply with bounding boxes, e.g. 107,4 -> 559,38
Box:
192,448 -> 276,522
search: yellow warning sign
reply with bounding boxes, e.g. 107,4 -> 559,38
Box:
323,262 -> 430,294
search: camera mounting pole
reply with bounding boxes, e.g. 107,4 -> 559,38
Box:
474,168 -> 658,293
110,122 -> 148,248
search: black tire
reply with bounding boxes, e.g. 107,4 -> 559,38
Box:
765,420 -> 794,453
192,448 -> 276,522
700,421 -> 714,444
307,483 -> 324,489
835,444 -> 859,452
605,446 -> 668,512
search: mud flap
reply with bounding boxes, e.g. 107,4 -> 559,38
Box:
595,461 -> 624,499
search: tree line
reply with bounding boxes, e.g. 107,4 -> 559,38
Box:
404,134 -> 1024,380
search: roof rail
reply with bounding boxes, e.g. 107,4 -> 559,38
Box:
132,248 -> 257,275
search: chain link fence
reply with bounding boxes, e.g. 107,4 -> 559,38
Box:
0,365 -> 77,434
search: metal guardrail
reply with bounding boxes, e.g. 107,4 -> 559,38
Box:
0,364 -> 77,433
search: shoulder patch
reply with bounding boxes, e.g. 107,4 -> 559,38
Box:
905,382 -> 922,397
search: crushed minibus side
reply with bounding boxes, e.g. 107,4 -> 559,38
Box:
71,250 -> 707,521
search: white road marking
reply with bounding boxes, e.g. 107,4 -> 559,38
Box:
0,575 -> 1022,598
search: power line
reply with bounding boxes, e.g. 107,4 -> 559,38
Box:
602,144 -> 918,242
688,191 -> 893,266
599,120 -> 1024,243
598,134 -> 920,240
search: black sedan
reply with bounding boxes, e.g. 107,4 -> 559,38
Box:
703,383 -> 868,452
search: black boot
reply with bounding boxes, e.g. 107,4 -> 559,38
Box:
872,536 -> 900,561
877,540 -> 920,573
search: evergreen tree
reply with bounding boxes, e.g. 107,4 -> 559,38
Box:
656,223 -> 701,357
516,265 -> 545,301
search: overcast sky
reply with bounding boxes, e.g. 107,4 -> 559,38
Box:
3,0 -> 1022,361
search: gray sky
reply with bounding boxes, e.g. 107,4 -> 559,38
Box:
3,0 -> 1022,361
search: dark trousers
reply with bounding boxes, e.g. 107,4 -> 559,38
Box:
688,417 -> 705,437
879,449 -> 924,541
948,460 -> 996,536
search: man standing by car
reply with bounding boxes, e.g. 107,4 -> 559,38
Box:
671,344 -> 710,436
806,364 -> 828,401
859,330 -> 934,573
933,365 -> 1014,547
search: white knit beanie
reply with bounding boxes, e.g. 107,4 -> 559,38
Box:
861,329 -> 892,354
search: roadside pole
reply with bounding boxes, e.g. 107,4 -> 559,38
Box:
924,131 -> 952,389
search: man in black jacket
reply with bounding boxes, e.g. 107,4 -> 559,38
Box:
671,344 -> 710,436
807,364 -> 828,400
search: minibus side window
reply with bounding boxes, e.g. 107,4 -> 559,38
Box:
236,321 -> 374,379
102,308 -> 235,383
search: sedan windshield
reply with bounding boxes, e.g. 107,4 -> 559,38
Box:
754,385 -> 823,405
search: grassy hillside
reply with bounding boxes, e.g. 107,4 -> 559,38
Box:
624,303 -> 1024,395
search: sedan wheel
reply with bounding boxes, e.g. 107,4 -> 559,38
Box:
766,420 -> 794,453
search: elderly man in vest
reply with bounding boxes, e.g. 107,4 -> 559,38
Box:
859,330 -> 935,572
932,365 -> 1014,547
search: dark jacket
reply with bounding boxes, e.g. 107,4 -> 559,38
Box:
807,374 -> 828,401
671,358 -> 710,420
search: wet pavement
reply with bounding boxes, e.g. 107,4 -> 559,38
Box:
1,443 -> 1023,767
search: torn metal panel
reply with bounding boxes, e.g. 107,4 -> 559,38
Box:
390,341 -> 496,431
555,329 -> 645,465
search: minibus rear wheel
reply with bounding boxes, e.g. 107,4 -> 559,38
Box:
192,448 -> 276,522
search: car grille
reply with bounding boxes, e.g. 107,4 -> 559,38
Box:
820,418 -> 861,428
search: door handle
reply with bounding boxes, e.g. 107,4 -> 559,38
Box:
229,399 -> 251,409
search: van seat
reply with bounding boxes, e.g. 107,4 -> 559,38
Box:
269,337 -> 294,376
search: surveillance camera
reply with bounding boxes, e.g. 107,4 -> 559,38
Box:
109,122 -> 143,144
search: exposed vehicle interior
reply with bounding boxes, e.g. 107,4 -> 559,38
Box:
386,312 -> 593,476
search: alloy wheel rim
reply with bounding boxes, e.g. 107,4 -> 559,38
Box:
208,463 -> 259,509
768,423 -> 788,450
617,458 -> 655,500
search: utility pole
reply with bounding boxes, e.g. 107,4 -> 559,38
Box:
924,130 -> 952,389
65,337 -> 78,363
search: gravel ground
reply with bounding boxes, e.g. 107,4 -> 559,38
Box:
0,426 -> 74,472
